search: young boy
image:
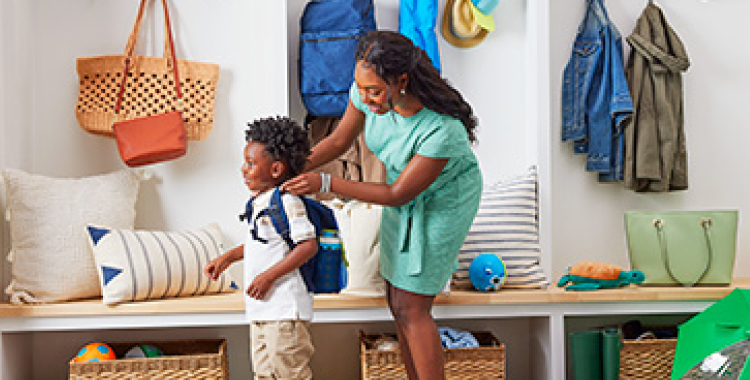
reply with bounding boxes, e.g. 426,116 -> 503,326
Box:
205,116 -> 317,380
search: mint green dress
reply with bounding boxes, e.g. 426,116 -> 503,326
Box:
349,85 -> 483,295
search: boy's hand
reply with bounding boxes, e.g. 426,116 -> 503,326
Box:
245,239 -> 316,300
204,256 -> 230,281
246,271 -> 276,300
204,245 -> 243,281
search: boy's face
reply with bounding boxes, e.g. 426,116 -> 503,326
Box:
242,141 -> 284,195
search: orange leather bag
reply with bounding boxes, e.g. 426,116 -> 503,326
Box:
111,0 -> 187,167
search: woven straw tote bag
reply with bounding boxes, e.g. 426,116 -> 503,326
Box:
76,0 -> 219,141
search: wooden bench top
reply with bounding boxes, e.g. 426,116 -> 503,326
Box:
1,278 -> 747,319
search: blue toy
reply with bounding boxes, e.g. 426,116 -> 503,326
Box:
469,254 -> 507,292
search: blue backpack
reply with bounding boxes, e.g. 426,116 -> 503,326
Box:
299,0 -> 376,117
240,188 -> 345,294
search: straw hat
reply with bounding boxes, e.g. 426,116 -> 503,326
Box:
441,0 -> 488,48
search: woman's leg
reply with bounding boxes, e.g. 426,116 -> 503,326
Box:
386,282 -> 417,378
386,281 -> 445,380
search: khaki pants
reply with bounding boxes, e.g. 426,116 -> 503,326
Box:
250,320 -> 314,380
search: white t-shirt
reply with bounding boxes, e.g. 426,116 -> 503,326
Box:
244,189 -> 316,322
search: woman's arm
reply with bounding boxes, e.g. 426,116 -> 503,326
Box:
284,154 -> 448,207
306,101 -> 366,170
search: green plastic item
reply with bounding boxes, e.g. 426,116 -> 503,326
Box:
672,289 -> 750,379
625,210 -> 738,286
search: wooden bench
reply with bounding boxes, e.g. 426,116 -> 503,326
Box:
1,279 -> 746,380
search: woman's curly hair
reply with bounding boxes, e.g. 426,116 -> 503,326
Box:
245,116 -> 311,179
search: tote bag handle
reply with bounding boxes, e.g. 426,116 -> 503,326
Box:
115,0 -> 183,115
654,217 -> 714,286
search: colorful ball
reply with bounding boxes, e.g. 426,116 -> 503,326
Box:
74,342 -> 116,363
124,344 -> 163,359
469,254 -> 507,292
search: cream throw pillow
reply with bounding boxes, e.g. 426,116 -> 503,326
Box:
86,223 -> 238,305
2,169 -> 140,303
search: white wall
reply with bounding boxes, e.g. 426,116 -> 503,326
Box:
547,0 -> 750,278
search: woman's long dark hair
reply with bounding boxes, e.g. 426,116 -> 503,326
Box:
355,30 -> 478,143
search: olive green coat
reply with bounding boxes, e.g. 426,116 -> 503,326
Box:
624,4 -> 690,192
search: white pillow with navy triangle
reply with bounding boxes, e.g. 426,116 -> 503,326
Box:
86,223 -> 238,305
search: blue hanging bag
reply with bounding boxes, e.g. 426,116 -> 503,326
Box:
299,0 -> 376,117
241,188 -> 345,293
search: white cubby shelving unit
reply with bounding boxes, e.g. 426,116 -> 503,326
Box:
2,0 -> 749,379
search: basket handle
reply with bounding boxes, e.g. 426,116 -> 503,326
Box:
124,0 -> 175,61
115,0 -> 182,115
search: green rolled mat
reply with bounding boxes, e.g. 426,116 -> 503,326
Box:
570,330 -> 603,380
602,328 -> 622,380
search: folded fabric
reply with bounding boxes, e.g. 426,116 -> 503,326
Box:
438,327 -> 479,348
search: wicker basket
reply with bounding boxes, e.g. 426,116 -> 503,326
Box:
69,339 -> 227,380
360,331 -> 505,379
619,338 -> 677,380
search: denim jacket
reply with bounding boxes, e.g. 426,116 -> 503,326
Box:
562,0 -> 634,182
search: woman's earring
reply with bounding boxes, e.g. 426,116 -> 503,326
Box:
400,89 -> 406,96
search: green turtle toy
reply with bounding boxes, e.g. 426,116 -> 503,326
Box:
557,261 -> 645,291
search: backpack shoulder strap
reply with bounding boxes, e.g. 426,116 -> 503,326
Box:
239,197 -> 254,223
269,188 -> 295,249
270,189 -> 318,293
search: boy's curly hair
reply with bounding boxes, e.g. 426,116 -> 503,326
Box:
245,116 -> 311,179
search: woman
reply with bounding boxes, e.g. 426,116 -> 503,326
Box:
283,30 -> 482,379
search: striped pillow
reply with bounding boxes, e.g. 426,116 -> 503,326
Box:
453,167 -> 549,289
86,223 -> 238,305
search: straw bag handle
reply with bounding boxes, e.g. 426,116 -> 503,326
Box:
124,0 -> 174,61
654,217 -> 714,287
115,0 -> 182,115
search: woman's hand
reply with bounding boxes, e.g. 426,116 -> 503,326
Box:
282,172 -> 322,195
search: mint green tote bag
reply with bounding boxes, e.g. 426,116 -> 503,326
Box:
625,210 -> 739,286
